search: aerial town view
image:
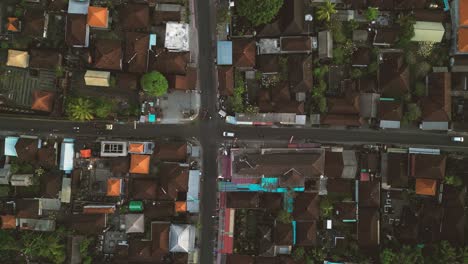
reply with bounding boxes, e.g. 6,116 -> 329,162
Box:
0,0 -> 466,263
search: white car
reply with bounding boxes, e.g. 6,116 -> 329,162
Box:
223,131 -> 235,138
451,136 -> 464,142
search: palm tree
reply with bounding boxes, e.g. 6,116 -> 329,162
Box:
316,0 -> 337,22
66,97 -> 94,121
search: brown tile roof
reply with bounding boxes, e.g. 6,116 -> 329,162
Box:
378,101 -> 402,121
274,223 -> 293,245
461,0 -> 468,26
83,206 -> 115,214
367,0 -> 393,9
226,255 -> 255,264
218,66 -> 234,96
68,214 -> 106,235
172,253 -> 189,264
279,169 -> 304,187
357,77 -> 377,93
37,147 -> 56,168
321,114 -> 363,126
293,192 -> 319,221
334,202 -> 357,221
358,208 -> 379,249
48,0 -> 68,12
124,32 -> 149,73
131,178 -> 158,200
415,178 -> 437,196
158,164 -> 189,200
235,152 -> 325,178
31,90 -> 55,113
295,221 -> 316,246
374,28 -> 399,45
359,181 -> 380,208
440,208 -> 465,246
233,38 -> 256,68
66,14 -> 87,46
288,54 -> 313,93
380,53 -> 409,97
257,89 -> 271,103
394,0 -> 427,9
324,151 -> 344,179
226,192 -> 260,208
151,222 -> 170,259
144,202 -> 175,220
255,257 -> 279,264
259,193 -> 283,212
149,48 -> 189,75
15,138 -> 38,162
443,186 -> 465,208
167,67 -> 197,90
459,28 -> 468,52
117,73 -> 138,90
352,47 -> 371,66
154,142 -> 187,162
120,4 -> 149,31
414,10 -> 447,22
343,0 -> 367,9
93,39 -> 122,70
29,49 -> 61,69
327,179 -> 354,196
410,154 -> 446,180
274,100 -> 304,115
16,199 -> 39,219
40,173 -> 62,198
128,240 -> 153,261
23,9 -> 44,37
272,82 -> 291,103
153,9 -> 181,25
278,0 -> 304,35
327,95 -> 360,115
422,72 -> 451,122
281,37 -> 311,52
386,153 -> 409,188
1,215 -> 16,229
257,55 -> 280,73
111,156 -> 130,175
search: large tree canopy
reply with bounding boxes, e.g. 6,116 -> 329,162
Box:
237,0 -> 284,27
140,71 -> 169,97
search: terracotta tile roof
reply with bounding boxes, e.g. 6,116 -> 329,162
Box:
358,208 -> 379,249
23,9 -> 44,37
256,55 -> 280,73
233,38 -> 256,68
226,192 -> 259,208
93,39 -> 122,70
87,6 -> 108,28
83,206 -> 115,214
80,149 -> 91,158
130,154 -> 150,174
218,66 -> 234,96
410,154 -> 446,180
167,67 -> 197,90
149,48 -> 189,75
7,17 -> 20,32
274,223 -> 293,245
66,14 -> 87,46
321,114 -> 363,126
15,138 -> 38,162
175,201 -> 186,212
31,90 -> 55,112
107,178 -> 122,196
293,192 -> 319,221
124,32 -> 149,73
415,178 -> 437,196
359,181 -> 380,208
120,4 -> 149,31
154,142 -> 187,162
1,215 -> 16,229
29,49 -> 61,69
460,0 -> 468,26
295,221 -> 316,246
386,153 -> 409,188
288,54 -> 313,93
280,37 -> 311,52
129,143 -> 145,154
422,72 -> 451,122
378,101 -> 402,121
458,28 -> 468,52
131,178 -> 157,200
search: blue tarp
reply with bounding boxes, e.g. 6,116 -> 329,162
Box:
4,137 -> 18,157
68,0 -> 89,14
149,114 -> 156,123
149,34 -> 157,49
217,41 -> 233,65
60,140 -> 74,172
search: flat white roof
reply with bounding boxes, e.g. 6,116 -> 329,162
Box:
164,22 -> 189,51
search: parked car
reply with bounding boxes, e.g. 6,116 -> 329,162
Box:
218,110 -> 227,118
223,131 -> 235,138
451,136 -> 464,142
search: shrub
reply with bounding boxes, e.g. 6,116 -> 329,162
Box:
444,175 -> 463,187
365,7 -> 379,21
405,50 -> 417,65
404,103 -> 421,122
417,41 -> 435,59
350,68 -> 363,79
237,0 -> 283,26
95,98 -> 114,119
276,210 -> 293,224
316,0 -> 337,23
140,71 -> 168,97
413,82 -> 426,97
414,61 -> 431,78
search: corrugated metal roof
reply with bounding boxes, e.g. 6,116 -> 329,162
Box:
60,142 -> 74,172
187,170 -> 200,213
217,41 -> 233,65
